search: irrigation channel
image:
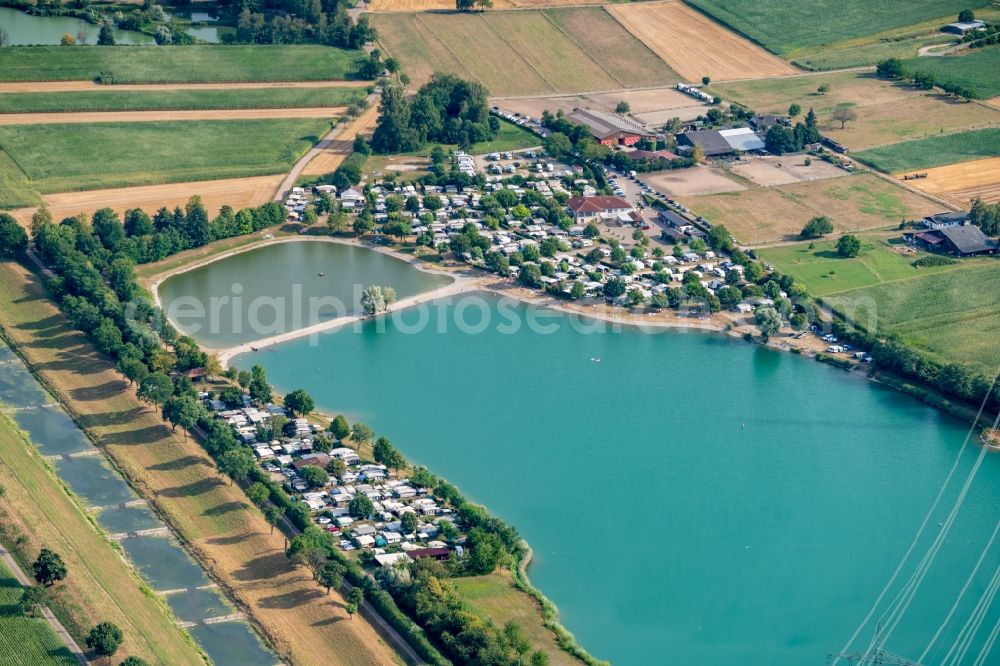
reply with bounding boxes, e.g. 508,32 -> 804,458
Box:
0,341 -> 276,665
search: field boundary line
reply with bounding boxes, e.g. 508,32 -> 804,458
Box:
474,13 -> 560,93
538,9 -> 626,88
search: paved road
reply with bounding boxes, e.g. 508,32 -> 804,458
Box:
0,544 -> 89,665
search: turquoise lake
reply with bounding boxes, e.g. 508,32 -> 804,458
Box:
232,294 -> 1000,665
158,241 -> 451,348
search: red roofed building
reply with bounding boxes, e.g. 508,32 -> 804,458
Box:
566,195 -> 633,221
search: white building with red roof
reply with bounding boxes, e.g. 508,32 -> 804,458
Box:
566,195 -> 635,222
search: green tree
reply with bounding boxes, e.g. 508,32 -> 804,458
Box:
958,9 -> 976,22
327,457 -> 346,479
283,389 -> 315,416
86,622 -> 123,661
328,414 -> 350,440
249,364 -> 272,404
263,505 -> 283,534
317,562 -> 345,595
401,511 -> 419,534
787,103 -> 801,117
570,281 -> 586,300
800,216 -> 834,239
349,493 -> 375,519
351,422 -> 374,445
876,58 -> 904,79
373,437 -> 406,472
97,24 -> 115,46
161,395 -> 200,440
615,100 -> 630,113
137,372 -> 172,414
120,658 -> 149,666
0,213 -> 28,258
361,285 -> 397,315
518,263 -> 542,288
544,132 -> 572,158
246,482 -> 270,507
300,465 -> 329,488
754,306 -> 782,340
603,277 -> 626,299
817,84 -> 830,95
837,234 -> 862,257
346,587 -> 364,619
702,76 -> 711,86
18,585 -> 46,617
218,447 -> 254,486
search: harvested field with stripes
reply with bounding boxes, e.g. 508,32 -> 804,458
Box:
898,157 -> 1000,207
372,8 -> 678,95
367,0 -> 606,9
606,1 -> 797,82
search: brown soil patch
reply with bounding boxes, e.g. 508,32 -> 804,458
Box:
0,107 -> 344,125
0,80 -> 370,93
0,261 -> 401,666
898,157 -> 1000,207
9,175 -> 283,226
498,86 -> 705,122
729,155 -> 849,187
606,1 -> 797,82
986,97 -> 1000,111
302,103 -> 380,176
644,165 -> 747,196
686,173 -> 942,244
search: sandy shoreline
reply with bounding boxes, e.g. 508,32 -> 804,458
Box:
147,234 -> 745,367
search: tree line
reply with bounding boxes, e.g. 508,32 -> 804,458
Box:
372,73 -> 498,154
221,0 -> 375,48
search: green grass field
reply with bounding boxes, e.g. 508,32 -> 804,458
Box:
853,128 -> 1000,173
471,119 -> 540,153
685,0 -> 989,55
835,262 -> 1000,373
758,235 -> 982,296
0,118 -> 330,193
0,87 -> 368,113
0,46 -> 366,83
0,149 -> 40,209
900,47 -> 1000,100
373,8 -> 677,96
0,560 -> 79,666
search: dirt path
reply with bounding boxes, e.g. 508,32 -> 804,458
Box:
0,107 -> 345,125
274,94 -> 380,197
0,80 -> 371,93
10,175 -> 284,227
0,543 -> 88,665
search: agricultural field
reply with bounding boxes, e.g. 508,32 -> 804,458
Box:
757,233 -> 982,297
0,149 -> 39,210
835,261 -> 1000,374
541,7 -> 681,88
372,8 -> 678,95
607,1 -> 796,82
900,157 -> 1000,206
0,560 -> 79,666
684,0 -> 990,56
711,72 -> 1000,151
853,128 -> 1000,173
899,47 -> 1000,100
7,175 -> 285,225
0,46 -> 366,83
0,415 -> 205,664
0,87 -> 368,113
687,172 -> 942,244
0,260 -> 400,666
0,118 -> 330,194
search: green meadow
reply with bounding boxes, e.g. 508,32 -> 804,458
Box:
0,118 -> 331,194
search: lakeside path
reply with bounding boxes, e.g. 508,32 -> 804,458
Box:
0,543 -> 87,665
